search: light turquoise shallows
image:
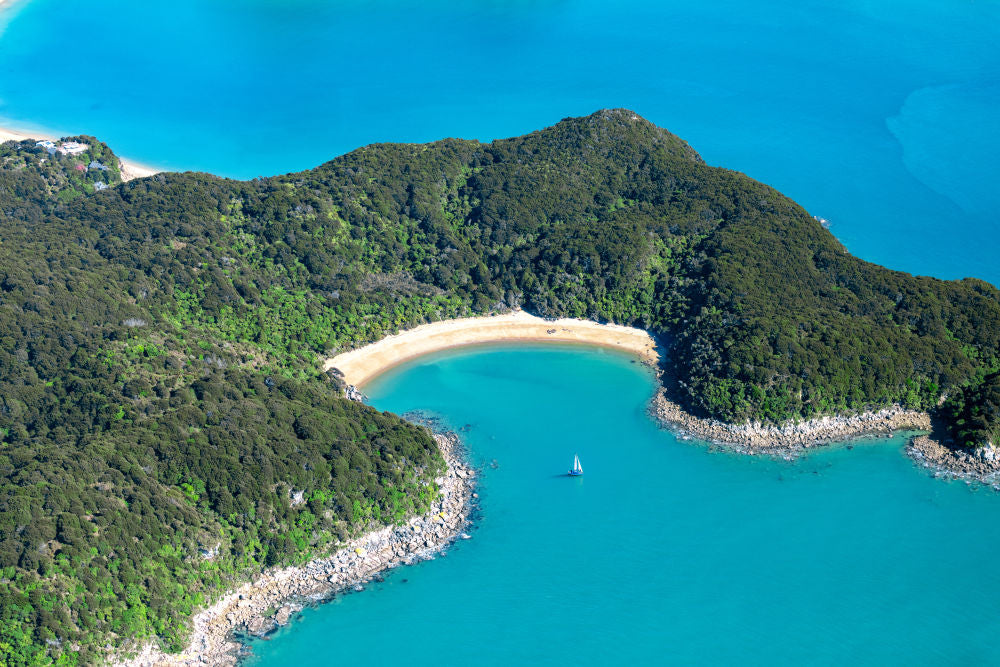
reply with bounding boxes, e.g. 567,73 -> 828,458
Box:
2,1 -> 997,662
247,344 -> 1000,665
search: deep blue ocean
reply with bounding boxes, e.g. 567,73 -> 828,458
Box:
2,0 -> 999,663
1,0 -> 998,285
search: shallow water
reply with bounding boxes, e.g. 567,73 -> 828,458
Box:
1,0 -> 998,284
247,344 -> 1000,665
3,1 -> 998,661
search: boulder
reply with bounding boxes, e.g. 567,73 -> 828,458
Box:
245,616 -> 274,637
274,606 -> 294,626
975,444 -> 998,463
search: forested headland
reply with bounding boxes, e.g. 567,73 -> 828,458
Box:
1,110 -> 998,664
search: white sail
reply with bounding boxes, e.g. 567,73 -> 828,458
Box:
573,455 -> 582,472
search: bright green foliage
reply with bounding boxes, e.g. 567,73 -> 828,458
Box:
944,372 -> 1000,448
1,110 -> 999,663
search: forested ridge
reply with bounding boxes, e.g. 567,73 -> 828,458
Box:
1,109 -> 998,664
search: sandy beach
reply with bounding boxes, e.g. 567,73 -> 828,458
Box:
0,124 -> 160,182
324,311 -> 932,444
326,310 -> 990,480
324,310 -> 661,386
324,311 -> 939,455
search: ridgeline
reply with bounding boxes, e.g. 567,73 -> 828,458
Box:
1,110 -> 998,664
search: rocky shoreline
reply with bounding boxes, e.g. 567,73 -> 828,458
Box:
115,432 -> 475,667
650,385 -> 1000,485
908,429 -> 1000,488
650,389 -> 931,456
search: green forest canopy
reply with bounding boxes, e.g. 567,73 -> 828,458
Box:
0,110 -> 998,664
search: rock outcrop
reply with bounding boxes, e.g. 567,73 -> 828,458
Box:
652,385 -> 1000,485
650,390 -> 930,455
117,432 -> 474,666
908,434 -> 1000,486
345,384 -> 366,402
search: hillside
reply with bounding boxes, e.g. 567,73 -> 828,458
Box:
1,109 -> 998,664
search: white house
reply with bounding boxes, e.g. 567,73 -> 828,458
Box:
58,141 -> 88,155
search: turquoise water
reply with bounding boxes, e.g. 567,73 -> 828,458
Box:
247,344 -> 1000,665
1,0 -> 999,284
3,1 -> 999,661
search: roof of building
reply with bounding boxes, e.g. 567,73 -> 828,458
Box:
58,142 -> 88,154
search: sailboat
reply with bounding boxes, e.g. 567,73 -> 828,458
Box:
568,454 -> 584,476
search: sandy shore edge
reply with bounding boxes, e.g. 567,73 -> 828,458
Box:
323,310 -> 927,452
324,310 -> 661,387
110,321 -> 996,661
327,311 -> 1000,483
0,124 -> 161,182
114,432 -> 475,667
